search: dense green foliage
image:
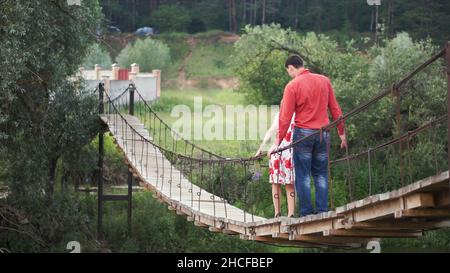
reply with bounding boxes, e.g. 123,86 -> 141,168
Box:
98,31 -> 236,82
0,0 -> 102,202
0,0 -> 103,251
123,25 -> 450,251
148,5 -> 192,33
101,192 -> 280,253
232,24 -> 447,130
230,24 -> 450,249
101,0 -> 450,44
184,38 -> 235,79
117,37 -> 171,72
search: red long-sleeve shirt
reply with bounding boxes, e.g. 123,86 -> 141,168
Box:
277,69 -> 345,145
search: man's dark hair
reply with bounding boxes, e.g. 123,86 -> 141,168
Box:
285,55 -> 304,69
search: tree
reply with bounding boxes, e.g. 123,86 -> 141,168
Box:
0,0 -> 102,247
386,0 -> 395,37
261,0 -> 266,25
242,0 -> 248,26
150,4 -> 191,33
96,0 -> 450,43
252,0 -> 258,26
117,37 -> 171,72
228,0 -> 237,33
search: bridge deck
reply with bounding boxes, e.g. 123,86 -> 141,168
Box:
101,114 -> 450,248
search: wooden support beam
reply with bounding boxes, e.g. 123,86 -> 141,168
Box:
434,191 -> 450,208
251,223 -> 281,236
226,223 -> 248,235
324,229 -> 422,238
248,236 -> 328,248
289,234 -> 372,246
194,221 -> 208,228
222,229 -> 239,235
176,207 -> 190,216
346,219 -> 450,231
346,193 -> 436,223
403,193 -> 435,209
152,193 -> 165,203
280,225 -> 292,234
290,219 -> 335,236
395,209 -> 450,219
209,226 -> 222,233
272,232 -> 289,239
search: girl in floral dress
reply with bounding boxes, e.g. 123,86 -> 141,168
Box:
255,112 -> 296,218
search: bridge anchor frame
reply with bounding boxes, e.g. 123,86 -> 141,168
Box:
97,83 -> 135,240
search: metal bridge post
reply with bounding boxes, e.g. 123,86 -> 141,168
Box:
127,83 -> 135,235
98,83 -> 105,240
129,84 -> 135,116
127,170 -> 133,235
446,42 -> 450,199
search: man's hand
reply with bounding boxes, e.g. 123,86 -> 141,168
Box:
339,134 -> 348,149
267,144 -> 278,158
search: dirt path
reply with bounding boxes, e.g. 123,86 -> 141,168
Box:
177,36 -> 196,89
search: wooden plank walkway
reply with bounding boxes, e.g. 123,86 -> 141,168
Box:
101,114 -> 265,223
101,114 -> 450,249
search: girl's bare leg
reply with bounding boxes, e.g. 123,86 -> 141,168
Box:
272,184 -> 281,217
286,184 -> 296,217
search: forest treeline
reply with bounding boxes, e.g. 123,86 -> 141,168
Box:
101,0 -> 450,44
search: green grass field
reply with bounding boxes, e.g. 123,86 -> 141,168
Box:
153,32 -> 191,79
184,41 -> 234,79
143,88 -> 275,158
156,31 -> 236,80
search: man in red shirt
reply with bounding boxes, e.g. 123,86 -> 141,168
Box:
269,55 -> 347,217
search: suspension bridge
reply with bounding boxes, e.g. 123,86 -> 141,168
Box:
96,43 -> 450,249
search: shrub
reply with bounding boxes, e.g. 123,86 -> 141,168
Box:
116,38 -> 171,72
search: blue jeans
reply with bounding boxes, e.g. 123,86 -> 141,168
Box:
292,128 -> 330,217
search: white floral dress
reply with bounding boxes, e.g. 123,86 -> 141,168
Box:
269,116 -> 295,185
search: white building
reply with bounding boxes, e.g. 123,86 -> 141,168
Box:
79,63 -> 161,102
